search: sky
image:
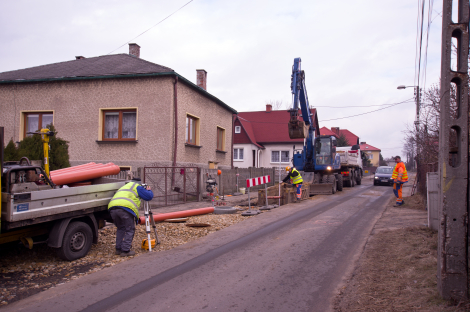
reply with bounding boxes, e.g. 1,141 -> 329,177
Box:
0,0 -> 446,159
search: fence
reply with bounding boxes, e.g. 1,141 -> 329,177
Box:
417,162 -> 438,198
206,167 -> 277,195
143,167 -> 200,208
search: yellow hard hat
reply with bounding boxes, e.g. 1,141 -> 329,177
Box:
285,166 -> 291,172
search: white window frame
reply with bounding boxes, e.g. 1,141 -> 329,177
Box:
271,150 -> 290,163
235,126 -> 241,134
234,148 -> 244,161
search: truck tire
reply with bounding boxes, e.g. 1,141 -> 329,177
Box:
351,171 -> 355,187
328,175 -> 337,194
56,221 -> 93,261
337,174 -> 343,191
356,170 -> 362,185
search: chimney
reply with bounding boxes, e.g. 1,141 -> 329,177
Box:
266,104 -> 272,112
197,69 -> 207,90
129,43 -> 140,58
331,127 -> 340,136
75,56 -> 85,60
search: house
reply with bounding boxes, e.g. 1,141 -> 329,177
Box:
319,127 -> 359,146
359,142 -> 381,166
233,104 -> 320,168
0,44 -> 237,172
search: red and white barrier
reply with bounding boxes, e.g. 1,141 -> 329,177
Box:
246,175 -> 271,188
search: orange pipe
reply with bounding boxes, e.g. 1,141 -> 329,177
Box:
51,164 -> 121,185
138,207 -> 215,225
51,163 -> 116,178
50,162 -> 96,175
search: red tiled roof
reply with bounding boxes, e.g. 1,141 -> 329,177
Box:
319,127 -> 338,137
360,143 -> 381,152
339,129 -> 359,146
235,109 -> 320,145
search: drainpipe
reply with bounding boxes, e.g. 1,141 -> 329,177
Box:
231,114 -> 236,169
172,76 -> 178,189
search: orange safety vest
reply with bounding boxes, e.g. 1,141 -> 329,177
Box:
392,162 -> 408,182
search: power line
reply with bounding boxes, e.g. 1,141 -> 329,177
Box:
107,0 -> 194,55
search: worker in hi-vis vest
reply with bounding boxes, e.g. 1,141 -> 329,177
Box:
108,177 -> 153,257
282,166 -> 303,203
391,155 -> 408,206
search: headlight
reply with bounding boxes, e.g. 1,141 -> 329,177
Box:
374,176 -> 378,179
326,166 -> 332,170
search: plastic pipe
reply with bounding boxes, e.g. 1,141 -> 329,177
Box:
50,163 -> 116,180
138,207 -> 214,225
51,163 -> 114,176
51,164 -> 121,185
50,162 -> 96,174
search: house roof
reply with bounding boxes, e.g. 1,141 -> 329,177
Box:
235,108 -> 320,147
338,129 -> 359,146
360,142 -> 381,152
0,54 -> 237,114
319,127 -> 338,137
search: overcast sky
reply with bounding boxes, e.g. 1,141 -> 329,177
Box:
0,0 -> 445,159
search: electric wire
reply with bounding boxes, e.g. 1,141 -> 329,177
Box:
107,0 -> 194,55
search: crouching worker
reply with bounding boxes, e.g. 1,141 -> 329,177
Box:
282,166 -> 303,203
108,178 -> 153,257
392,156 -> 408,207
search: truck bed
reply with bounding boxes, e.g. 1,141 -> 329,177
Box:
1,179 -> 126,224
336,148 -> 362,167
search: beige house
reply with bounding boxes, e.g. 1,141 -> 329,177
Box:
0,44 -> 237,172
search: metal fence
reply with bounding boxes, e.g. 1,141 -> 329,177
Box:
143,167 -> 200,208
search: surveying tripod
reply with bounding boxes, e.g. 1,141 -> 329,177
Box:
143,200 -> 160,251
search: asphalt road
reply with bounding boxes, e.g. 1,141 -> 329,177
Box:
5,177 -> 393,312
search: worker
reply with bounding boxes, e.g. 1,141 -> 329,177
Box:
282,166 -> 303,203
108,177 -> 153,257
391,156 -> 408,206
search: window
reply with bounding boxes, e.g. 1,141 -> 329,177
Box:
368,154 -> 374,160
217,127 -> 225,151
103,109 -> 136,140
271,151 -> 290,163
24,112 -> 53,136
234,148 -> 244,160
186,114 -> 200,145
235,126 -> 241,133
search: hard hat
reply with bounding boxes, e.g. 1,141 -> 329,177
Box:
285,166 -> 291,172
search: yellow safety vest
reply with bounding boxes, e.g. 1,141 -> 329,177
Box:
392,162 -> 408,182
291,168 -> 303,184
108,182 -> 141,218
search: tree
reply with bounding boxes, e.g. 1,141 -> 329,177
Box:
4,139 -> 18,161
336,133 -> 349,147
378,153 -> 387,166
361,151 -> 371,167
5,124 -> 70,170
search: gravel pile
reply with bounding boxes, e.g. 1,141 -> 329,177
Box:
0,210 -> 254,306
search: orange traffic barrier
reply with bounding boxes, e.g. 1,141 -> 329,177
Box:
138,207 -> 215,225
51,164 -> 121,185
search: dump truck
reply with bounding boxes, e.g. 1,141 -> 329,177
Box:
336,145 -> 363,187
0,127 -> 126,260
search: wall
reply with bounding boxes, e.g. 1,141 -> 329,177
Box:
259,143 -> 298,169
232,143 -> 257,168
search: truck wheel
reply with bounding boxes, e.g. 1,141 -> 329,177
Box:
351,172 -> 355,187
337,175 -> 343,191
56,221 -> 93,261
327,175 -> 336,194
356,172 -> 362,185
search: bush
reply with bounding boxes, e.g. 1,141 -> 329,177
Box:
4,125 -> 70,170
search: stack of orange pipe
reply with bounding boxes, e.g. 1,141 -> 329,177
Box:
138,207 -> 215,225
50,162 -> 121,186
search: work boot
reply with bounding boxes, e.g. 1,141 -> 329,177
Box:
296,198 -> 301,203
120,250 -> 136,257
115,249 -> 122,255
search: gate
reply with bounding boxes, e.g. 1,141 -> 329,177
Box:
143,167 -> 200,208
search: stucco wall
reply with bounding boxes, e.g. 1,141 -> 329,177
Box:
0,76 -> 233,170
232,143 -> 257,168
259,143 -> 296,168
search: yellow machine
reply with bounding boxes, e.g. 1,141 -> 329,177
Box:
27,128 -> 54,178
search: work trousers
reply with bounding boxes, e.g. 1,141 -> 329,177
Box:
393,182 -> 403,205
109,208 -> 136,252
296,183 -> 302,200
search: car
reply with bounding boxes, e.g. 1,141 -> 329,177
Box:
374,166 -> 394,186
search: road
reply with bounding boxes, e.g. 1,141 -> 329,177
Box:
5,177 -> 393,312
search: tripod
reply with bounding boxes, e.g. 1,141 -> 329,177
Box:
143,200 -> 160,251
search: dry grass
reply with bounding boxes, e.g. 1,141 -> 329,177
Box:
334,194 -> 470,312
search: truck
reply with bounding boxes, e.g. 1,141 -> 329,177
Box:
0,127 -> 125,261
288,58 -> 362,194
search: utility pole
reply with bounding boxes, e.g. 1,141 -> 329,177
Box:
437,0 -> 469,300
